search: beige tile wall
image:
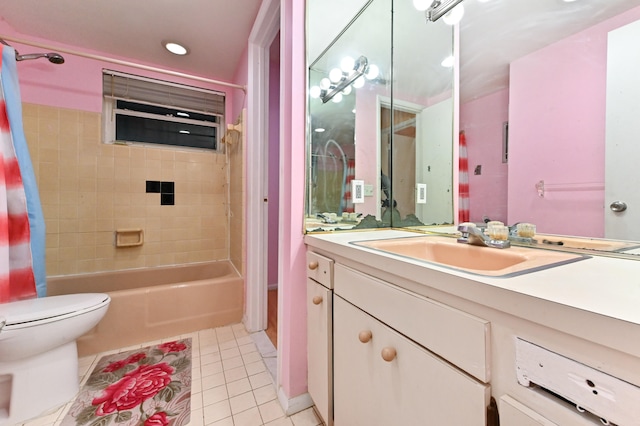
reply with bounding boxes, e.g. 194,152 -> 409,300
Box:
22,103 -> 233,277
228,110 -> 245,276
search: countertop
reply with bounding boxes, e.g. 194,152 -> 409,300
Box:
305,229 -> 640,358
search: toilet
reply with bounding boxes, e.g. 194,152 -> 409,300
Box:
0,293 -> 110,425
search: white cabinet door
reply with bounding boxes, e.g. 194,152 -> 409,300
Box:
333,296 -> 489,426
307,279 -> 333,425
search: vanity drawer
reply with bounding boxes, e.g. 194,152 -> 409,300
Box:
306,251 -> 334,289
334,263 -> 490,383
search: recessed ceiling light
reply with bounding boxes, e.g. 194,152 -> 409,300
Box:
165,42 -> 189,55
314,128 -> 326,133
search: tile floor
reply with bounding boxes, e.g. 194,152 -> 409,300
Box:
20,323 -> 323,426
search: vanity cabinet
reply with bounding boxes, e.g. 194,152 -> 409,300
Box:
332,263 -> 490,425
333,296 -> 490,425
306,251 -> 334,425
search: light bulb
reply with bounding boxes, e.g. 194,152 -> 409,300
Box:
365,64 -> 379,80
319,78 -> 331,90
329,68 -> 343,83
353,76 -> 365,88
440,56 -> 454,68
309,86 -> 321,98
413,0 -> 431,11
442,4 -> 464,25
340,56 -> 355,72
331,93 -> 343,103
342,85 -> 352,96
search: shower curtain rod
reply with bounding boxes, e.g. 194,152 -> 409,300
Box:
0,34 -> 246,92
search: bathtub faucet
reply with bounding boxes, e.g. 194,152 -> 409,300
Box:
457,224 -> 510,249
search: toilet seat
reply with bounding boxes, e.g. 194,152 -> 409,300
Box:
0,293 -> 110,329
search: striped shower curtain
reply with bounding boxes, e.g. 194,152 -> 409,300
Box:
0,45 -> 46,302
458,130 -> 470,223
342,158 -> 355,213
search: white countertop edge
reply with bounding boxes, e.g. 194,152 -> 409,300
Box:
305,230 -> 640,327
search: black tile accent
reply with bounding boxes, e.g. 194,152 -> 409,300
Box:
161,193 -> 175,206
146,180 -> 161,193
161,181 -> 175,194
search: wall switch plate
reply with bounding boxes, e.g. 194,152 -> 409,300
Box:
416,183 -> 427,204
352,180 -> 365,203
364,184 -> 374,197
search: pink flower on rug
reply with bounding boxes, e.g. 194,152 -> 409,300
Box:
102,360 -> 128,373
102,352 -> 146,372
144,412 -> 169,426
92,363 -> 175,415
158,341 -> 187,353
125,352 -> 147,364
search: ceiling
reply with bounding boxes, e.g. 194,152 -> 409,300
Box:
461,0 -> 640,102
1,0 -> 639,99
0,0 -> 264,82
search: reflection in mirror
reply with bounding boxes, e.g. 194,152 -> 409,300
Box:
306,0 -> 392,232
305,0 -> 455,232
460,0 -> 640,253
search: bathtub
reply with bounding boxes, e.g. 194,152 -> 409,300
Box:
47,261 -> 243,356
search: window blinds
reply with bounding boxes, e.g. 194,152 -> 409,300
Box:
102,70 -> 225,116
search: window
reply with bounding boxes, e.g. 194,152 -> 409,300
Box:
103,70 -> 225,150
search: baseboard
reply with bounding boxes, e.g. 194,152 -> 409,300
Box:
277,388 -> 314,416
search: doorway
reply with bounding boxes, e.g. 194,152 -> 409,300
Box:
266,31 -> 281,348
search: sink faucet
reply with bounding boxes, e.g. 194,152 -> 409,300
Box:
457,224 -> 511,249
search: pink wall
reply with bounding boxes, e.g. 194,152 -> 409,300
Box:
460,89 -> 509,223
508,6 -> 640,236
0,21 -> 238,121
278,0 -> 308,399
232,45 -> 249,122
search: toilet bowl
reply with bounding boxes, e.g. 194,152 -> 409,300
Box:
0,293 -> 110,425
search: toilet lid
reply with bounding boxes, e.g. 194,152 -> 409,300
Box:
0,293 -> 110,326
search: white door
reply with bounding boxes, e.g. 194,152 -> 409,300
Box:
604,19 -> 640,240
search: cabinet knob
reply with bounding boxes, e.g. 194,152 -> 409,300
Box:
381,347 -> 397,362
312,295 -> 323,305
308,261 -> 319,270
358,330 -> 373,343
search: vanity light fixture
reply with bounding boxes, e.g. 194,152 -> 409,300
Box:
413,0 -> 432,11
310,55 -> 379,104
442,3 -> 465,25
164,41 -> 189,55
425,0 -> 466,23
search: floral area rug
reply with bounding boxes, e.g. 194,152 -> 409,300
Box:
62,339 -> 192,426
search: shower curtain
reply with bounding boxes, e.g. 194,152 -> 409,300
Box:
0,45 -> 46,301
459,130 -> 470,223
342,158 -> 355,213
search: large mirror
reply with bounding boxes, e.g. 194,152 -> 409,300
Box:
460,0 -> 640,253
306,0 -> 455,232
